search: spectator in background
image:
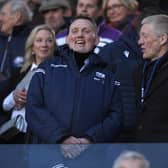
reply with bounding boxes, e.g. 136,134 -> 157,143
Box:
56,0 -> 122,53
76,0 -> 103,24
134,14 -> 168,142
39,0 -> 71,35
0,0 -> 33,128
112,150 -> 150,168
0,0 -> 33,81
103,0 -> 139,32
26,16 -> 123,150
2,24 -> 56,144
0,0 -> 32,35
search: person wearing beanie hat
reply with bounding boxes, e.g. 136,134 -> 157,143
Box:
39,0 -> 71,34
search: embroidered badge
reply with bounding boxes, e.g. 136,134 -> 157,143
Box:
114,80 -> 120,86
51,64 -> 68,68
96,72 -> 106,79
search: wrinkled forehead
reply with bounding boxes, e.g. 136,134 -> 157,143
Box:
108,0 -> 121,5
69,19 -> 96,31
77,0 -> 99,6
139,23 -> 155,35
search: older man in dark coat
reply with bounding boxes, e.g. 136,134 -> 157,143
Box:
134,14 -> 168,142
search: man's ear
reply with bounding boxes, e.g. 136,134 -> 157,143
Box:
14,11 -> 22,25
160,33 -> 168,46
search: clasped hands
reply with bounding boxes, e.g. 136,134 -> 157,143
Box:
61,136 -> 91,159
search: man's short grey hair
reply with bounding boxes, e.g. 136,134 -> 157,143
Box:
141,14 -> 168,36
7,0 -> 33,23
112,150 -> 150,168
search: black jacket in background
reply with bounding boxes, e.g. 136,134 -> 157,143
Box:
99,26 -> 143,136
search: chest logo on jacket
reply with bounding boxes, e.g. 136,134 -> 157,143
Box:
94,72 -> 106,84
51,64 -> 68,68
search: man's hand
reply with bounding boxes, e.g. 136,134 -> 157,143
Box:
62,136 -> 81,144
61,136 -> 91,159
78,138 -> 90,144
13,88 -> 27,108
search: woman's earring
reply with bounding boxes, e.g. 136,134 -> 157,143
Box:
32,51 -> 35,55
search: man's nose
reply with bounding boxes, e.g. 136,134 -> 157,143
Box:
77,30 -> 83,36
138,38 -> 143,45
81,5 -> 87,11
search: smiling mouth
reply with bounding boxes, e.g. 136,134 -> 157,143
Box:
75,41 -> 85,46
40,50 -> 49,54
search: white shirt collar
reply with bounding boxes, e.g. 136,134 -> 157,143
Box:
30,63 -> 38,71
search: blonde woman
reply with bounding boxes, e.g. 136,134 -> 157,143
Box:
103,0 -> 139,31
2,24 -> 56,143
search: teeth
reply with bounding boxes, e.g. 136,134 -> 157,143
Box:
76,40 -> 84,44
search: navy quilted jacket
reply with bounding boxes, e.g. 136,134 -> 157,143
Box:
26,45 -> 123,143
99,27 -> 143,131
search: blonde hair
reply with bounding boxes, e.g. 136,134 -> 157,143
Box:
119,0 -> 138,11
103,0 -> 139,14
21,24 -> 56,72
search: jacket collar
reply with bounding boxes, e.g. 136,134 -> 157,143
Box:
58,44 -> 107,68
145,51 -> 168,98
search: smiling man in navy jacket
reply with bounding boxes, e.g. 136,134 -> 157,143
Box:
26,16 -> 123,157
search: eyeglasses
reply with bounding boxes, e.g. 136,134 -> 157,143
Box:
106,4 -> 124,11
